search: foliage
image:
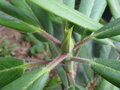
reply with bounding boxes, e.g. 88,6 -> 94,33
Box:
0,0 -> 120,90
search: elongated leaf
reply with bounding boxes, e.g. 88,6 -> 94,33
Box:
96,79 -> 120,90
3,54 -> 68,90
0,0 -> 40,32
26,0 -> 54,35
100,45 -> 111,59
94,18 -> 120,38
93,38 -> 115,46
78,0 -> 117,45
68,85 -> 86,90
30,0 -> 102,32
0,11 -> 39,32
1,68 -> 49,90
0,57 -> 25,88
91,59 -> 120,88
0,0 -> 39,26
110,36 -> 120,42
107,0 -> 120,18
10,0 -> 40,26
76,42 -> 93,86
79,0 -> 107,21
108,47 -> 119,60
56,65 -> 69,88
53,23 -> 64,40
45,85 -> 62,90
63,0 -> 75,9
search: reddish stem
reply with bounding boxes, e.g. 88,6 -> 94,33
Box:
74,36 -> 92,49
40,30 -> 61,45
47,53 -> 68,70
29,60 -> 51,66
71,57 -> 90,63
113,47 -> 120,54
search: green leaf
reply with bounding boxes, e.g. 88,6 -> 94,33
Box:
26,0 -> 54,35
30,44 -> 44,54
0,57 -> 25,88
49,14 -> 63,24
110,36 -> 120,42
45,85 -> 62,90
79,0 -> 107,21
47,76 -> 60,87
76,42 -> 93,86
30,0 -> 102,32
56,65 -> 69,88
63,0 -> 75,9
94,18 -> 120,38
0,11 -> 39,33
0,0 -> 40,32
108,48 -> 119,60
93,38 -> 115,47
107,0 -> 120,18
1,68 -> 49,90
91,59 -> 120,88
96,79 -> 120,90
10,0 -> 40,26
78,0 -> 117,46
53,23 -> 64,40
68,85 -> 86,90
99,45 -> 111,59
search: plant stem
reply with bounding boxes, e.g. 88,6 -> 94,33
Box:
74,36 -> 92,49
71,57 -> 90,63
40,30 -> 61,45
67,61 -> 76,85
46,53 -> 68,71
113,47 -> 120,54
29,60 -> 51,67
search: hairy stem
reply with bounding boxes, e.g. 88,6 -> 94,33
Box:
71,57 -> 90,63
74,36 -> 92,49
40,30 -> 61,45
113,47 -> 120,54
29,60 -> 51,67
46,53 -> 68,71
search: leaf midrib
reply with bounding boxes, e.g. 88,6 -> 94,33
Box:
0,64 -> 25,73
0,10 -> 40,32
57,2 -> 101,28
94,21 -> 120,37
31,0 -> 103,31
23,68 -> 48,90
91,61 -> 120,74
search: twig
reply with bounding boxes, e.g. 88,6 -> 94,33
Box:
29,60 -> 51,67
71,57 -> 90,63
46,53 -> 68,71
40,30 -> 61,45
74,36 -> 92,49
113,47 -> 120,54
